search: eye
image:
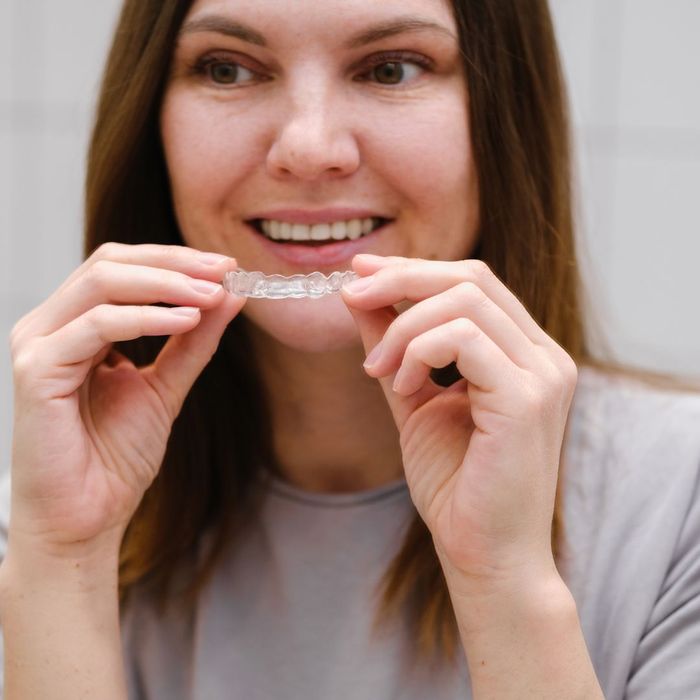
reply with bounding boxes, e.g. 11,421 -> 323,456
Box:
357,53 -> 432,87
210,61 -> 256,85
195,57 -> 258,86
371,61 -> 420,85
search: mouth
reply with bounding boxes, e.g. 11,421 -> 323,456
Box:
246,216 -> 391,246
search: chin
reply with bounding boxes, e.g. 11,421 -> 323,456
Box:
241,294 -> 361,354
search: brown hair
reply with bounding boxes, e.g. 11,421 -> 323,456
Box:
84,0 -> 699,669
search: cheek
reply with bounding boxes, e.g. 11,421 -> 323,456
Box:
367,101 -> 472,211
160,95 -> 258,208
368,98 -> 478,259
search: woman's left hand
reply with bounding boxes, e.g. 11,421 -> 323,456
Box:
341,254 -> 579,595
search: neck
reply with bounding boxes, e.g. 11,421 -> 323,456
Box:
247,325 -> 404,494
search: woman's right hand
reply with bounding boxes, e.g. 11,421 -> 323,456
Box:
7,242 -> 246,560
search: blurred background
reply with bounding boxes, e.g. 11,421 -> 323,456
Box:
1,1 -> 699,469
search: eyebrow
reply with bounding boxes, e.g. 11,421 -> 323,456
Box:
178,14 -> 457,49
344,17 -> 457,49
179,15 -> 266,45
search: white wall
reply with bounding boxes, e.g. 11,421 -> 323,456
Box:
2,1 -> 700,468
1,1 -> 124,468
551,0 -> 700,372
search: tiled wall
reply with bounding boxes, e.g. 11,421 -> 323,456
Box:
2,1 -> 700,467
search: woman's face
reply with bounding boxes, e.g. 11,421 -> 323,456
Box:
161,0 -> 479,352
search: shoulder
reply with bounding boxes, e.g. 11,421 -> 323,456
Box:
571,363 -> 700,439
560,363 -> 700,585
565,364 -> 700,489
561,366 -> 700,695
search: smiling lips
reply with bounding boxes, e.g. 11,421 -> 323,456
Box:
245,214 -> 392,266
251,216 -> 386,246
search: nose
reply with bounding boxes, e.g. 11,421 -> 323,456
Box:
266,84 -> 360,181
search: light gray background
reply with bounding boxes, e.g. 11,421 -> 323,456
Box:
2,1 -> 700,469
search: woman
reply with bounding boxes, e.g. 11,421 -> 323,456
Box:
1,0 -> 699,698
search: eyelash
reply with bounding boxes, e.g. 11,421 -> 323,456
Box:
190,50 -> 433,88
356,51 -> 433,83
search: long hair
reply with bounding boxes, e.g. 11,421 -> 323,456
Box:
84,0 -> 694,667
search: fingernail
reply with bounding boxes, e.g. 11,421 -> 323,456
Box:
191,279 -> 221,295
344,276 -> 373,295
199,252 -> 232,265
392,370 -> 405,393
363,340 -> 384,369
171,306 -> 200,317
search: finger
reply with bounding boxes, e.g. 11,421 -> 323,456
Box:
64,242 -> 233,292
343,255 -> 555,350
15,243 -> 235,342
89,344 -> 113,370
357,281 -> 543,379
43,304 -> 203,372
391,318 -> 519,399
24,260 -> 231,338
345,303 -> 441,430
144,292 -> 247,421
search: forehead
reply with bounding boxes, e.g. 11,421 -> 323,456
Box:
184,0 -> 458,40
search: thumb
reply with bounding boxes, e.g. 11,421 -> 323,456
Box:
146,292 -> 246,421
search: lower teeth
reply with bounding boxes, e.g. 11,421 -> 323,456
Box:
266,236 -> 361,246
283,239 -> 338,246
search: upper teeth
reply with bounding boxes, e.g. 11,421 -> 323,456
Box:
260,217 -> 376,241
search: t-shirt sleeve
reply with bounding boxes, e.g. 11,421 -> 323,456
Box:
624,455 -> 700,698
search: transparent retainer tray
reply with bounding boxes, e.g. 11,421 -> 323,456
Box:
223,269 -> 359,299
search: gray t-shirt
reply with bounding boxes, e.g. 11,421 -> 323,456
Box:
1,365 -> 700,699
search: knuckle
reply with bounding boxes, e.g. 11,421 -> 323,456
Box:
86,258 -> 113,290
454,281 -> 488,309
559,354 -> 579,389
12,339 -> 41,382
134,305 -> 150,337
388,261 -> 413,282
403,334 -> 422,359
523,369 -> 572,418
88,302 -> 109,322
463,258 -> 491,283
92,241 -> 124,262
86,304 -> 113,343
157,268 -> 181,290
520,383 -> 548,415
9,311 -> 40,360
545,349 -> 579,395
9,320 -> 26,357
453,316 -> 480,341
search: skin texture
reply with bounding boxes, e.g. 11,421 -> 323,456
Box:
2,0 -> 604,697
5,245 -> 243,700
160,0 -> 479,492
162,4 -> 604,695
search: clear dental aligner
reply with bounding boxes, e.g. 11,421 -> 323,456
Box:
223,269 -> 359,299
